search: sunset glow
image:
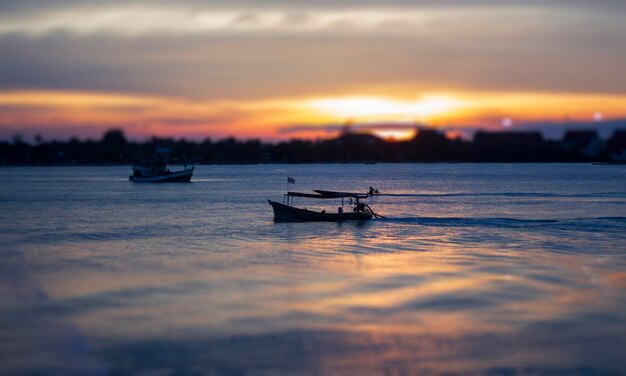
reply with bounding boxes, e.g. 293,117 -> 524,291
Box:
307,96 -> 464,122
2,89 -> 626,141
1,1 -> 625,140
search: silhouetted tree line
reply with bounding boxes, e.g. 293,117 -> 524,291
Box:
2,128 -> 626,165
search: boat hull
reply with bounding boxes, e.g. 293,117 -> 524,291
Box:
129,168 -> 194,183
268,200 -> 372,222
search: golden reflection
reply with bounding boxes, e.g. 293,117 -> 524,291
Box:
607,272 -> 626,288
29,233 -> 619,342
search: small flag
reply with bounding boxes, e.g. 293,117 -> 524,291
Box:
287,177 -> 295,184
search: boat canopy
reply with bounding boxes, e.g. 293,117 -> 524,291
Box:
287,191 -> 368,199
313,190 -> 369,199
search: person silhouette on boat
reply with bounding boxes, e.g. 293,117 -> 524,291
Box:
369,186 -> 374,195
354,198 -> 366,212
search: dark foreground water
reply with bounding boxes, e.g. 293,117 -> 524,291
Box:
1,164 -> 626,375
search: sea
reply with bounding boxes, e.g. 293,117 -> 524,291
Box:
1,164 -> 625,375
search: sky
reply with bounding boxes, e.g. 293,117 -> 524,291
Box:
1,0 -> 625,141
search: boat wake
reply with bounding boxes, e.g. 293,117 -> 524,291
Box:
380,216 -> 626,230
376,192 -> 626,198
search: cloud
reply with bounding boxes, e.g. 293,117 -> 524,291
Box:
0,6 -> 499,37
1,0 -> 625,139
1,2 -> 625,100
2,0 -> 626,13
1,2 -> 625,38
1,27 -> 625,102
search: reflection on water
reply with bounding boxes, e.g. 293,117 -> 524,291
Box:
1,164 -> 625,374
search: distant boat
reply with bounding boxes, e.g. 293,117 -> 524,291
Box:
268,191 -> 383,222
129,157 -> 194,182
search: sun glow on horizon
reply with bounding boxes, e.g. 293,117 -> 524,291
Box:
306,96 -> 464,122
371,129 -> 416,141
3,89 -> 626,141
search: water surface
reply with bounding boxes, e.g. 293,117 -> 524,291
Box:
1,164 -> 626,375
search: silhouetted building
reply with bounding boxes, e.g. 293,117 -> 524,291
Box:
561,130 -> 603,159
473,131 -> 544,161
607,129 -> 626,161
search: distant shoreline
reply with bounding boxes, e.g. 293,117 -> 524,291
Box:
2,161 -> 624,167
2,128 -> 625,165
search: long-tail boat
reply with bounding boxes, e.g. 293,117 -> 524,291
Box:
268,191 -> 383,222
